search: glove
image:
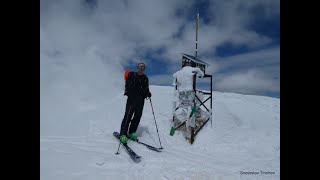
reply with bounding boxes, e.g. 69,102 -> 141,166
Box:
147,92 -> 152,98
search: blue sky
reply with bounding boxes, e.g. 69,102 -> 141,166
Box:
41,0 -> 280,98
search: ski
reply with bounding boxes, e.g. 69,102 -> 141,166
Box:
113,132 -> 141,163
131,139 -> 162,152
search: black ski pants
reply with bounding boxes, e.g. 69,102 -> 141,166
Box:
120,95 -> 145,136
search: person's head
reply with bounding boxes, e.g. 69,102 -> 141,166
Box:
182,60 -> 191,67
137,62 -> 146,74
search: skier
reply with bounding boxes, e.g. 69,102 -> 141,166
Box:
119,62 -> 152,144
172,60 -> 204,130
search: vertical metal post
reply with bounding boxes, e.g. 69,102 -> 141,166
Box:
191,127 -> 195,144
195,13 -> 199,57
210,75 -> 213,127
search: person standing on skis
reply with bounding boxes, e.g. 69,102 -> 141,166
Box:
119,62 -> 152,143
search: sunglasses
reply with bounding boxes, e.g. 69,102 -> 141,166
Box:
138,66 -> 145,69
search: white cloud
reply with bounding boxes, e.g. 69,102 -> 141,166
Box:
194,0 -> 279,57
215,69 -> 279,95
203,47 -> 279,95
209,47 -> 280,74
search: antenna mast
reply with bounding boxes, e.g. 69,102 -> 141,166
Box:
195,13 -> 199,57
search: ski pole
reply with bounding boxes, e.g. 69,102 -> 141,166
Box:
149,98 -> 163,149
115,142 -> 121,155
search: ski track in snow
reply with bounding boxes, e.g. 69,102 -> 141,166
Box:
41,86 -> 280,180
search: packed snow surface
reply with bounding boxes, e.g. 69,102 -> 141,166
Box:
41,85 -> 280,180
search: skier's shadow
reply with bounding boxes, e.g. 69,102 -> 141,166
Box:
136,126 -> 159,146
136,126 -> 150,137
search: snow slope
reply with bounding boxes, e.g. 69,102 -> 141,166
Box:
40,85 -> 280,180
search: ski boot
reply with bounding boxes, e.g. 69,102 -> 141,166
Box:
120,135 -> 128,144
128,132 -> 138,140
